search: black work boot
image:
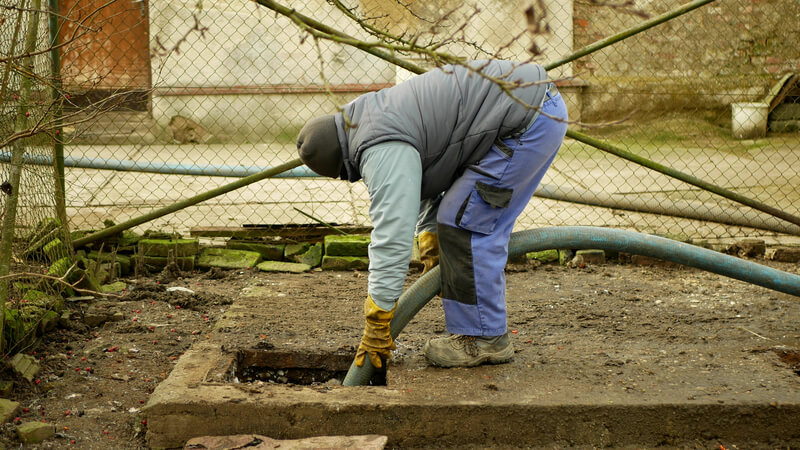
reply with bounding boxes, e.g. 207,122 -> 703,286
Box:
423,333 -> 514,368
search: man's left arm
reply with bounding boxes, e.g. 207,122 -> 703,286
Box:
360,141 -> 422,310
355,141 -> 421,368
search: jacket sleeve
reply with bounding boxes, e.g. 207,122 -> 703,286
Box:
360,142 -> 422,311
416,193 -> 442,234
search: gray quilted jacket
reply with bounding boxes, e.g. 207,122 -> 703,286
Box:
334,60 -> 549,199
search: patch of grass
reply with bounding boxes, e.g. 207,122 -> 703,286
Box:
575,110 -> 789,159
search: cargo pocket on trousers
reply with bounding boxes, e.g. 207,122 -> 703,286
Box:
455,181 -> 514,235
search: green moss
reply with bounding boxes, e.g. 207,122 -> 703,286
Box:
324,234 -> 370,257
138,239 -> 200,257
197,248 -> 261,269
47,257 -> 74,278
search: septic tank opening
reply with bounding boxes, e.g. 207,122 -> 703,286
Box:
234,348 -> 387,386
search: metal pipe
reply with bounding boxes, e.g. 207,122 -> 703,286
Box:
535,184 -> 800,236
0,151 -> 318,178
565,129 -> 800,231
10,149 -> 793,235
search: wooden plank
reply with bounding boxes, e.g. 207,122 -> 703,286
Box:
763,74 -> 798,112
189,226 -> 372,241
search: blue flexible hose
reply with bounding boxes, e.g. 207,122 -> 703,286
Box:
342,226 -> 800,386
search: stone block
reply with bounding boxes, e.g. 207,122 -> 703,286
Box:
17,421 -> 55,444
284,242 -> 311,259
42,239 -> 68,262
141,255 -> 196,271
0,381 -> 14,397
527,249 -> 559,263
765,246 -> 800,262
0,398 -> 19,423
732,239 -> 766,258
294,243 -> 323,268
256,261 -> 312,273
321,255 -> 369,271
558,249 -> 574,265
38,310 -> 59,335
138,239 -> 200,257
100,281 -> 128,294
22,290 -> 49,304
10,353 -> 39,382
197,248 -> 262,270
119,229 -> 142,247
630,254 -> 681,268
88,252 -> 132,275
142,231 -> 177,240
22,218 -> 61,258
227,241 -> 285,261
82,259 -> 120,285
324,234 -> 370,257
116,254 -> 132,275
46,256 -> 74,278
576,249 -> 606,265
58,310 -> 71,328
84,307 -> 115,327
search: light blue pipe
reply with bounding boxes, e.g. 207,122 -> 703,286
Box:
4,150 -> 797,235
342,226 -> 800,386
0,151 -> 319,178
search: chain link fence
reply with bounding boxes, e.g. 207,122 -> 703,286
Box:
3,0 -> 800,247
0,0 -> 73,353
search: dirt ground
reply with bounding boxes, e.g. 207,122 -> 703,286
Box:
1,254 -> 799,449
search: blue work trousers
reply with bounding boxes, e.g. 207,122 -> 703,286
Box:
436,90 -> 568,335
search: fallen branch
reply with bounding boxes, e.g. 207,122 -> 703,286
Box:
0,265 -> 124,299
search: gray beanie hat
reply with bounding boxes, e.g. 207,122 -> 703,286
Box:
297,114 -> 342,178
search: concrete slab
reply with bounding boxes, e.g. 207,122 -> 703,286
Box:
144,267 -> 800,449
145,339 -> 800,449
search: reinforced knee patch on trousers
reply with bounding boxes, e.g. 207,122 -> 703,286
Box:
438,223 -> 477,305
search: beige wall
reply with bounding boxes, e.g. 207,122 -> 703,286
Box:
149,0 -> 574,140
149,0 -> 395,139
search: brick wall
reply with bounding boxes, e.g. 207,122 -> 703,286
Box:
572,0 -> 800,120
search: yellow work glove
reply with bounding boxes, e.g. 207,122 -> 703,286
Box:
355,295 -> 396,369
418,231 -> 439,275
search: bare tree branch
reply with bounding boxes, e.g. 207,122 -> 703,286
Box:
0,265 -> 123,298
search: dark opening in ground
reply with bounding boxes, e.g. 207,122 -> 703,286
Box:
234,348 -> 386,385
773,347 -> 800,376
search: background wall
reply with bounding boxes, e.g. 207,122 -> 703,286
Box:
572,0 -> 800,120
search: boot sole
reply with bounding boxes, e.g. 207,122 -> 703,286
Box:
423,343 -> 514,368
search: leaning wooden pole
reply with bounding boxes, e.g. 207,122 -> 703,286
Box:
255,0 -> 800,232
563,130 -> 800,228
71,159 -> 305,248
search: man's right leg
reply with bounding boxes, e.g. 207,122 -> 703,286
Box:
423,90 -> 568,367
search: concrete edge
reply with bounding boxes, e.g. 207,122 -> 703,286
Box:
144,340 -> 800,449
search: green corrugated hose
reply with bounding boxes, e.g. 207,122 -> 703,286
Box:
343,226 -> 800,386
